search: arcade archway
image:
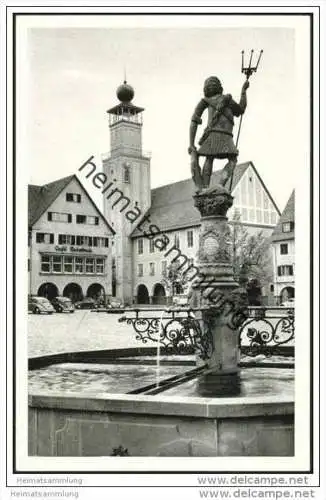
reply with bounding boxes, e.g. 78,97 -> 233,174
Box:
87,283 -> 105,301
152,283 -> 166,305
136,284 -> 150,305
63,283 -> 83,303
280,286 -> 295,303
37,283 -> 58,301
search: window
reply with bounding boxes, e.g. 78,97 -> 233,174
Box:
280,244 -> 288,255
96,258 -> 105,274
174,233 -> 180,249
41,255 -> 50,272
138,238 -> 143,254
48,212 -> 72,223
63,256 -> 73,273
76,215 -> 86,224
66,193 -> 81,203
123,164 -> 131,183
58,234 -> 76,245
88,216 -> 99,225
76,215 -> 99,225
28,231 -> 32,247
28,259 -> 31,272
149,239 -> 155,253
85,258 -> 95,274
52,255 -> 62,273
277,265 -> 294,276
138,264 -> 143,277
187,230 -> 194,248
58,234 -> 107,247
271,212 -> 277,225
36,232 -> 54,244
40,255 -> 104,275
75,257 -> 84,273
282,221 -> 294,233
162,261 -> 167,274
149,262 -> 155,276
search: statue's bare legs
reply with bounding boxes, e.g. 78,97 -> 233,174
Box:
192,154 -> 238,191
220,155 -> 238,187
202,157 -> 214,188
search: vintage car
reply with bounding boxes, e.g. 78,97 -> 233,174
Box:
106,299 -> 124,313
172,295 -> 189,307
28,296 -> 55,314
281,298 -> 295,308
74,297 -> 99,310
51,296 -> 75,313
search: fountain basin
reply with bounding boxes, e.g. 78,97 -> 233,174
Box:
28,349 -> 294,458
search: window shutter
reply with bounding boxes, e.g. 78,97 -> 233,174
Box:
50,234 -> 54,244
48,212 -> 52,221
68,214 -> 72,223
77,194 -> 81,203
95,217 -> 99,225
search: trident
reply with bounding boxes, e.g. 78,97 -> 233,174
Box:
230,49 -> 263,191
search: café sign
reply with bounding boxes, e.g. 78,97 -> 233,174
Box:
55,245 -> 92,253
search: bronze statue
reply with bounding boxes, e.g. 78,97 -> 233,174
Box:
188,76 -> 249,191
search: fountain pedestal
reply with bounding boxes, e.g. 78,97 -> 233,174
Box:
190,186 -> 248,397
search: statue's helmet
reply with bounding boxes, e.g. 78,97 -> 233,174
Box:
204,76 -> 223,97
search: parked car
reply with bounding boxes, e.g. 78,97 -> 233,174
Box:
106,299 -> 124,313
107,299 -> 123,309
172,295 -> 188,307
28,296 -> 55,314
51,296 -> 75,313
281,298 -> 295,308
74,297 -> 99,310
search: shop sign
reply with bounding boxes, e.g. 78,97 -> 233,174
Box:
54,245 -> 92,253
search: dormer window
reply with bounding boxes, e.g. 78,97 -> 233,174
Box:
282,221 -> 294,233
123,163 -> 131,183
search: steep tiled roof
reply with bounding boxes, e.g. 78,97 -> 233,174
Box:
271,190 -> 295,242
131,161 -> 269,237
28,175 -> 73,227
28,174 -> 115,234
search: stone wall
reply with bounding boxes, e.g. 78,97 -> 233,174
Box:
28,393 -> 294,457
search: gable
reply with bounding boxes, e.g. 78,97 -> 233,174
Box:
29,175 -> 114,234
228,164 -> 280,226
272,190 -> 295,242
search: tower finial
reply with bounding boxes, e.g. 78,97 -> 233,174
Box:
124,67 -> 127,84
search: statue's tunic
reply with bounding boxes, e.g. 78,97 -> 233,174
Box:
191,94 -> 245,159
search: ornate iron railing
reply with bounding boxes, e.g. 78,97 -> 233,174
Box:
118,306 -> 295,360
119,308 -> 212,360
239,307 -> 295,357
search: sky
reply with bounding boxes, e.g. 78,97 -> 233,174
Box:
22,18 -> 308,213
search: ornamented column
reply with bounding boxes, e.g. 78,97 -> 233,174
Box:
190,186 -> 248,396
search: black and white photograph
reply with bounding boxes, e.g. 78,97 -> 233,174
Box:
1,4 -> 324,499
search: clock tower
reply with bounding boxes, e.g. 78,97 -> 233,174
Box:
103,81 -> 151,303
